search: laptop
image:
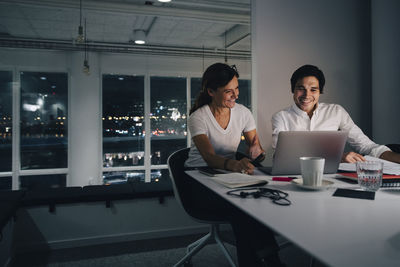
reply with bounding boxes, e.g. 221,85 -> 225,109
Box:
259,131 -> 348,175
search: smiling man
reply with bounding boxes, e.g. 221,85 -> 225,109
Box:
271,64 -> 400,164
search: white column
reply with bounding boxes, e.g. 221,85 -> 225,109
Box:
68,52 -> 102,186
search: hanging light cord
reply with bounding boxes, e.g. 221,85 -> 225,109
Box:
85,18 -> 88,61
79,0 -> 82,27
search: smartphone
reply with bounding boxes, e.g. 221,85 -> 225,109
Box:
197,167 -> 225,177
250,152 -> 266,166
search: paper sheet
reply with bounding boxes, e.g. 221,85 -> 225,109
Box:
338,155 -> 400,175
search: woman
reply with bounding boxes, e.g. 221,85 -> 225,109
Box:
185,63 -> 284,267
185,63 -> 265,172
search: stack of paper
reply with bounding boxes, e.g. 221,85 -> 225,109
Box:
338,155 -> 400,175
210,173 -> 268,188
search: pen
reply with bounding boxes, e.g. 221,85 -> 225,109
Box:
272,177 -> 296,182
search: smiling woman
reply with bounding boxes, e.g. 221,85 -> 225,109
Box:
186,63 -> 263,173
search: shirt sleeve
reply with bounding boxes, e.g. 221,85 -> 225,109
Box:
188,111 -> 207,138
337,105 -> 391,157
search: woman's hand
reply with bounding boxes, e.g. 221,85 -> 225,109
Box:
341,152 -> 365,163
233,157 -> 255,174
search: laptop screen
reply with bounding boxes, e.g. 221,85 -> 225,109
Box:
267,131 -> 348,175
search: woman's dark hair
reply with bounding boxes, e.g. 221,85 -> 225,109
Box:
189,63 -> 239,115
290,64 -> 325,93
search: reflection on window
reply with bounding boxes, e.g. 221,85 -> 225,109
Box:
102,75 -> 144,168
20,72 -> 68,170
150,77 -> 187,165
0,177 -> 12,191
20,174 -> 66,190
103,169 -> 172,189
103,170 -> 155,184
0,71 -> 12,172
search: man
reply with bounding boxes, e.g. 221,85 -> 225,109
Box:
272,64 -> 400,163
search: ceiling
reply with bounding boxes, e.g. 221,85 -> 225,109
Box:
0,0 -> 251,59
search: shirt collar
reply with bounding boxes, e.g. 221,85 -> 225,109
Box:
291,103 -> 319,118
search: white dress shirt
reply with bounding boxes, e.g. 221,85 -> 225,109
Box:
271,103 -> 390,158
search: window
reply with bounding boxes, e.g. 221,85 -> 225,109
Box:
190,77 -> 202,108
20,72 -> 68,169
102,74 -> 251,186
238,79 -> 251,109
0,71 -> 12,173
150,77 -> 187,165
102,74 -> 145,168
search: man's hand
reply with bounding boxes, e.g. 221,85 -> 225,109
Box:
341,152 -> 365,163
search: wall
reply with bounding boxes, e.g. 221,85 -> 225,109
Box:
252,0 -> 372,162
371,0 -> 400,144
13,197 -> 210,252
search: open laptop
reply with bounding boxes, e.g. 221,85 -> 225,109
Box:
259,131 -> 348,175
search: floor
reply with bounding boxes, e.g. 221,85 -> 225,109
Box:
10,233 -> 327,267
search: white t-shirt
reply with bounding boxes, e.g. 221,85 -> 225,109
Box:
271,103 -> 390,158
185,104 -> 256,167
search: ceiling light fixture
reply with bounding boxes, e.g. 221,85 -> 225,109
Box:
158,0 -> 172,2
76,0 -> 84,43
134,30 -> 146,45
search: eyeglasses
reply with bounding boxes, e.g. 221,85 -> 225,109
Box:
230,64 -> 237,72
227,187 -> 291,206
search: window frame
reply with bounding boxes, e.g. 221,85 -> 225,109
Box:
4,66 -> 70,190
0,68 -> 13,187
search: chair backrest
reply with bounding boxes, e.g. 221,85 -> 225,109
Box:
167,147 -> 193,215
386,144 -> 400,153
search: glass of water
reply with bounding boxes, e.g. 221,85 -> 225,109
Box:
356,161 -> 384,191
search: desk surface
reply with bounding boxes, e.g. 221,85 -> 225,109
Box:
186,170 -> 400,267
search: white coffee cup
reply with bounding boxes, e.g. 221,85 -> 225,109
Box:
299,157 -> 325,187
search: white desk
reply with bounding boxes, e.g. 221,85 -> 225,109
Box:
186,170 -> 400,267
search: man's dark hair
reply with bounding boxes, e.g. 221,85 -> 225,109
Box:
290,64 -> 325,93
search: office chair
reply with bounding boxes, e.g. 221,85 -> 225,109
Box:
386,144 -> 400,153
167,148 -> 237,267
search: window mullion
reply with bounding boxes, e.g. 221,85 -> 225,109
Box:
11,69 -> 20,190
144,74 -> 151,182
186,76 -> 191,147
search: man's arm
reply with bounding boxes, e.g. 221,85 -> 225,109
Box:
380,151 -> 400,164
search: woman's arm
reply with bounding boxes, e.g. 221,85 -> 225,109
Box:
243,129 -> 265,161
192,134 -> 254,173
